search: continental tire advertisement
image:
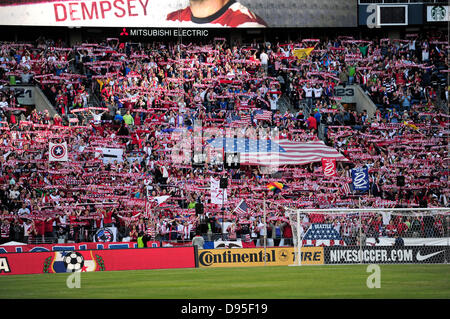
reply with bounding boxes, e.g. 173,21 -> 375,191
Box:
324,246 -> 450,265
198,247 -> 323,268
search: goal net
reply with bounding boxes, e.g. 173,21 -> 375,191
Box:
286,208 -> 450,266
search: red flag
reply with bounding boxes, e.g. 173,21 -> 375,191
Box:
322,158 -> 337,177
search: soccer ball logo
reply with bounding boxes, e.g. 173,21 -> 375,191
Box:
63,251 -> 84,272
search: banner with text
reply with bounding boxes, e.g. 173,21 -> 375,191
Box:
198,247 -> 324,268
0,0 -> 357,28
0,246 -> 195,275
324,246 -> 450,265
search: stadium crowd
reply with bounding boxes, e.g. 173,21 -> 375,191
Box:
0,31 -> 448,247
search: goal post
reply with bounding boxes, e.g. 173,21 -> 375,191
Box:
286,207 -> 450,266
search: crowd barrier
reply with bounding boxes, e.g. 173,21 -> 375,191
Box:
1,245 -> 448,275
0,246 -> 196,275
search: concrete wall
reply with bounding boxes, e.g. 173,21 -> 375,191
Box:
6,85 -> 58,117
333,85 -> 377,119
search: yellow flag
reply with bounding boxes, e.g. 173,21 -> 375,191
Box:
293,47 -> 314,60
403,121 -> 418,130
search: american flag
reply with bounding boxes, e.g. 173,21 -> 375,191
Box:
302,224 -> 345,246
342,182 -> 352,195
233,199 -> 249,215
254,109 -> 272,121
230,114 -> 251,127
207,138 -> 348,166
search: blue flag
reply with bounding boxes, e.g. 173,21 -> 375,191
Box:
351,167 -> 370,192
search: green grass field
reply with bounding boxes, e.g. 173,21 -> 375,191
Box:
0,265 -> 449,299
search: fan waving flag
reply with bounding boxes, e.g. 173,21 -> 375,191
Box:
293,47 -> 314,60
266,182 -> 286,193
207,138 -> 347,166
49,142 -> 68,162
322,158 -> 337,177
233,199 -> 249,215
254,109 -> 272,121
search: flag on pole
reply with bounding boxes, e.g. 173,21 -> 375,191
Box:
233,199 -> 249,215
49,142 -> 68,161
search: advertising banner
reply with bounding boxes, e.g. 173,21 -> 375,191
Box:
0,241 -> 158,253
0,0 -> 357,28
427,5 -> 450,22
0,246 -> 196,275
198,247 -> 324,268
324,246 -> 450,265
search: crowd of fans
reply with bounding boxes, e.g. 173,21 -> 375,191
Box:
0,31 -> 448,247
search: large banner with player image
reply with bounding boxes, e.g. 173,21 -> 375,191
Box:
0,0 -> 357,28
0,246 -> 196,275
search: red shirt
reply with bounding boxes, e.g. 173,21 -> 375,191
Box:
45,218 -> 54,233
103,211 -> 113,224
34,220 -> 45,236
307,116 -> 317,130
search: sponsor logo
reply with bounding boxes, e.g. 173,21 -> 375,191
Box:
431,6 -> 446,21
43,251 -> 104,273
326,247 -> 448,264
277,249 -> 290,262
199,247 -> 323,267
416,250 -> 445,262
329,248 -> 414,263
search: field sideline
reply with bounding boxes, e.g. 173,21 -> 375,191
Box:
0,264 -> 449,299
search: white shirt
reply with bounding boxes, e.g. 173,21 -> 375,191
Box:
270,96 -> 279,111
260,52 -> 269,65
24,223 -> 32,236
18,207 -> 30,215
303,86 -> 313,98
313,87 -> 323,98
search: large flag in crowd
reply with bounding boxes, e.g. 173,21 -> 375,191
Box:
207,138 -> 347,166
302,224 -> 345,246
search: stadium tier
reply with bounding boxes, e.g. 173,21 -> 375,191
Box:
0,30 -> 448,256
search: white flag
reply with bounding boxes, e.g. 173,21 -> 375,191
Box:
210,177 -> 227,205
49,142 -> 68,162
152,195 -> 171,206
